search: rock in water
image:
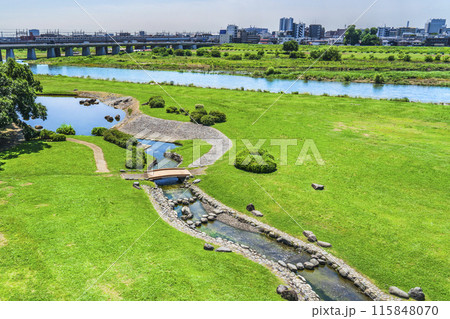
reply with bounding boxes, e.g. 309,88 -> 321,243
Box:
115,114 -> 121,121
277,260 -> 287,267
203,243 -> 214,251
287,263 -> 298,271
303,262 -> 315,270
276,285 -> 288,295
251,210 -> 264,217
311,183 -> 325,190
246,203 -> 255,212
389,286 -> 409,299
408,287 -> 425,301
216,247 -> 232,253
280,289 -> 298,301
317,241 -> 332,248
296,262 -> 304,270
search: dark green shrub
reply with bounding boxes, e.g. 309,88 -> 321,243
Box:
310,47 -> 341,61
388,55 -> 395,61
40,129 -> 56,140
200,115 -> 216,126
209,110 -> 227,123
190,111 -> 204,123
56,124 -> 75,135
234,148 -> 277,173
282,40 -> 299,52
435,55 -> 441,61
91,127 -> 107,136
103,129 -> 136,148
195,104 -> 205,110
185,50 -> 192,56
374,74 -> 385,84
247,53 -> 261,60
148,96 -> 165,108
424,55 -> 433,62
166,106 -> 179,114
174,49 -> 185,56
51,134 -> 66,142
196,49 -> 206,56
228,54 -> 242,60
211,50 -> 221,57
403,54 -> 411,62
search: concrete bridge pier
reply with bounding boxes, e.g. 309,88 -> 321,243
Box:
82,47 -> 91,56
95,46 -> 106,56
112,45 -> 120,55
47,48 -> 56,58
65,47 -> 74,57
27,48 -> 37,60
6,48 -> 15,60
55,48 -> 61,57
126,45 -> 134,53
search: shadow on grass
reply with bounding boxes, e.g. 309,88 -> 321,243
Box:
0,141 -> 51,171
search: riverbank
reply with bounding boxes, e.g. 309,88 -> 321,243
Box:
26,44 -> 450,87
36,75 -> 450,300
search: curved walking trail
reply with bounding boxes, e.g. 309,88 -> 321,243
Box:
67,138 -> 110,173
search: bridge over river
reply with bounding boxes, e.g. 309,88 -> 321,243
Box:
0,41 -> 218,61
121,168 -> 193,182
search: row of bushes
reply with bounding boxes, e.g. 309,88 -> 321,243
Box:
94,128 -> 147,169
234,148 -> 277,174
39,129 -> 66,142
189,105 -> 227,126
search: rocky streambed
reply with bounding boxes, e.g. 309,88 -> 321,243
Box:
145,181 -> 398,302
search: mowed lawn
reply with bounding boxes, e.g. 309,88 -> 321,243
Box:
37,75 -> 450,300
0,138 -> 283,300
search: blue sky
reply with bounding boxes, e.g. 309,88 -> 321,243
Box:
1,0 -> 449,33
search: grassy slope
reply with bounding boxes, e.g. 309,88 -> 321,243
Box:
27,44 -> 450,86
36,76 -> 449,300
0,138 -> 283,300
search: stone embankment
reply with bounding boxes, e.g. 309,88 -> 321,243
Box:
145,184 -> 320,301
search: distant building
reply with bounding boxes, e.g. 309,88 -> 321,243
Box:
279,17 -> 294,32
234,29 -> 260,44
29,29 -> 40,37
425,19 -> 447,34
244,26 -> 269,35
219,29 -> 232,44
226,24 -> 238,38
398,27 -> 417,37
309,24 -> 325,39
293,23 -> 306,38
325,28 -> 346,38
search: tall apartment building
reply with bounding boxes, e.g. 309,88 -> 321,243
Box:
279,17 -> 294,32
309,24 -> 325,39
293,23 -> 306,38
425,19 -> 447,34
226,24 -> 238,38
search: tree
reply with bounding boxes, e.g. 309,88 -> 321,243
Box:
310,47 -> 342,61
0,59 -> 46,128
360,28 -> 381,46
282,40 -> 299,52
343,25 -> 362,45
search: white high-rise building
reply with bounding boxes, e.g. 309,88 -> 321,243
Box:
294,23 -> 306,38
226,25 -> 238,38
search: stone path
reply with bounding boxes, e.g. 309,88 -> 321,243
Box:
67,138 -> 110,173
116,114 -> 233,167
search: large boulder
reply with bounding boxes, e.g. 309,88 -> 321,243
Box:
296,262 -> 304,270
408,287 -> 425,301
287,263 -> 298,271
216,247 -> 232,253
389,286 -> 409,299
276,285 -> 288,295
311,183 -> 325,190
302,230 -> 317,242
251,210 -> 264,217
246,203 -> 255,212
317,241 -> 332,248
280,289 -> 298,301
203,243 -> 214,251
309,258 -> 319,267
277,260 -> 287,267
304,262 -> 315,270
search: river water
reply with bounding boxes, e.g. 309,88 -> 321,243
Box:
30,64 -> 450,104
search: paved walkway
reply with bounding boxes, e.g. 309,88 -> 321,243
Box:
67,138 -> 110,173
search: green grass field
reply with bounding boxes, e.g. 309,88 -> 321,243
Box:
0,137 -> 283,300
33,75 -> 450,300
25,44 -> 450,86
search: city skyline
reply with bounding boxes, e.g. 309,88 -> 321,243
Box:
1,0 -> 449,33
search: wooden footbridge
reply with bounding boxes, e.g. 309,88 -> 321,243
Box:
145,167 -> 192,181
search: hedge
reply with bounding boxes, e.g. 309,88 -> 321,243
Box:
234,148 -> 277,173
